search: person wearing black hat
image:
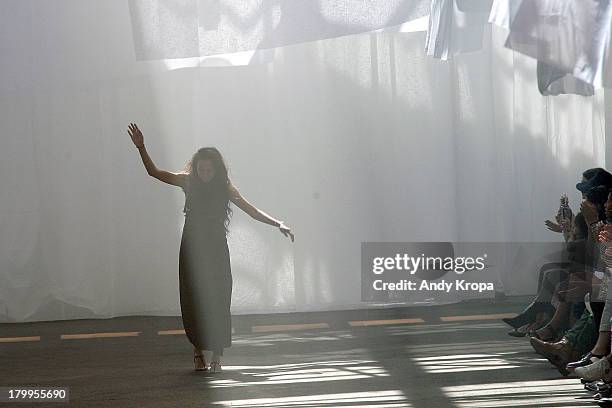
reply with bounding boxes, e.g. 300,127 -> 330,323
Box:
576,169 -> 612,196
531,172 -> 612,339
504,168 -> 612,336
529,171 -> 612,347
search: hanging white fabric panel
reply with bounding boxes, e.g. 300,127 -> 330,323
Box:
489,0 -> 599,95
537,61 -> 594,97
488,0 -> 523,30
424,0 -> 492,60
128,0 -> 431,60
503,0 -> 612,88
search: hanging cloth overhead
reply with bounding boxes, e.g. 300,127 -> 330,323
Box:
488,0 -> 523,30
489,0 -> 606,94
425,0 -> 493,60
537,61 -> 594,96
128,0 -> 431,61
502,0 -> 611,89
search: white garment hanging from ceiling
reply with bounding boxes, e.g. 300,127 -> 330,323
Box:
537,61 -> 594,96
128,0 -> 431,60
425,0 -> 493,60
503,0 -> 612,88
489,0 -> 599,95
488,0 -> 523,30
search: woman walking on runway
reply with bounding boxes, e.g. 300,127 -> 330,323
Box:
127,123 -> 295,372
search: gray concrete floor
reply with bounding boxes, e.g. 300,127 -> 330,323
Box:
0,299 -> 603,407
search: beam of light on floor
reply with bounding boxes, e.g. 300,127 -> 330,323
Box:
387,322 -> 510,337
231,330 -> 355,347
205,360 -> 389,388
208,359 -> 377,371
211,390 -> 411,407
413,354 -> 525,374
442,379 -> 592,407
407,340 -> 533,355
410,339 -> 540,373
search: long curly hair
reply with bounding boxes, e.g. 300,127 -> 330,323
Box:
182,147 -> 233,234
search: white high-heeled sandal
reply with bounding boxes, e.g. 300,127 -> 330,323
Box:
193,355 -> 208,372
209,361 -> 222,373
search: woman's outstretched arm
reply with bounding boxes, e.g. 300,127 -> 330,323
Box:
228,180 -> 294,242
127,123 -> 187,188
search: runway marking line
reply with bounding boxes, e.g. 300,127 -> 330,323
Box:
439,313 -> 516,322
252,323 -> 330,333
1,313 -> 519,341
348,318 -> 425,327
60,331 -> 141,340
158,329 -> 186,335
158,328 -> 236,335
0,336 -> 41,343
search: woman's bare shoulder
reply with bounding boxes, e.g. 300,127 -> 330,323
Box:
178,172 -> 190,191
227,179 -> 240,198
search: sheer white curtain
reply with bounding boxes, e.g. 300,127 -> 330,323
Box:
0,0 -> 605,322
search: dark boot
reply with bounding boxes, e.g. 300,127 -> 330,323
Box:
503,302 -> 554,329
530,336 -> 580,376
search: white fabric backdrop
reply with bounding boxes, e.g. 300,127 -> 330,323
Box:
0,0 -> 606,322
128,0 -> 431,59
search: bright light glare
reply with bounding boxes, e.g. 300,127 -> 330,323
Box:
212,389 -> 411,407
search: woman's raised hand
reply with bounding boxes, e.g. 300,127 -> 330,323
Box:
279,222 -> 295,242
127,123 -> 144,148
